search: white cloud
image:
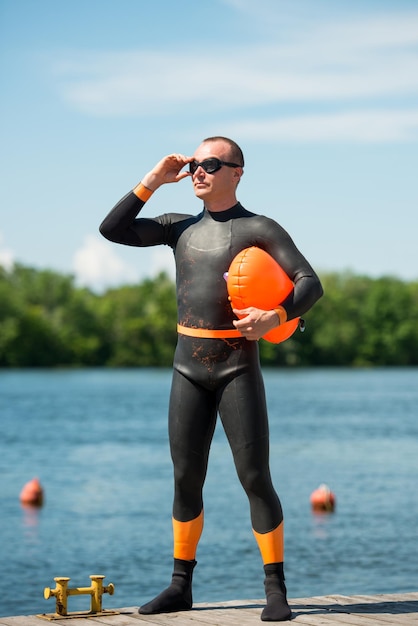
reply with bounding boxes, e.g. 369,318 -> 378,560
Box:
228,108 -> 418,143
0,233 -> 14,270
53,8 -> 418,123
73,235 -> 139,291
72,235 -> 175,291
149,246 -> 176,280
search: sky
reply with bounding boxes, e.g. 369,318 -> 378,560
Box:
1,0 -> 418,291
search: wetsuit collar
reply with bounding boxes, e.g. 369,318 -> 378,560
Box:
204,202 -> 243,222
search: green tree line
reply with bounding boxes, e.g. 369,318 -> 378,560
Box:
1,263 -> 418,367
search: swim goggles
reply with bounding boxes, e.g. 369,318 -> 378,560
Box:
189,157 -> 242,175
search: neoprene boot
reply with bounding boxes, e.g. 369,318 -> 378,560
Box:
138,558 -> 196,615
261,562 -> 291,622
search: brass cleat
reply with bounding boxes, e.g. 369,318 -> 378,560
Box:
39,574 -> 118,620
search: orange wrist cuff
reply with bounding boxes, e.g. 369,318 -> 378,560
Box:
274,306 -> 287,326
133,182 -> 153,202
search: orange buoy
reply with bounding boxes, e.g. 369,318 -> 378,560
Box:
310,484 -> 336,513
19,477 -> 44,507
226,246 -> 300,343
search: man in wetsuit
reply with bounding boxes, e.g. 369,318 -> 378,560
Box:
100,136 -> 323,622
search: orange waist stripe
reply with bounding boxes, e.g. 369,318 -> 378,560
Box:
177,324 -> 242,339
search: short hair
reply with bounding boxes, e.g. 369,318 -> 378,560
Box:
202,136 -> 245,167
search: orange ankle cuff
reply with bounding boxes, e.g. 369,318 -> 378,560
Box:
173,511 -> 204,561
253,521 -> 284,564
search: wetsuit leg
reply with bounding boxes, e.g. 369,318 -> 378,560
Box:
139,369 -> 217,615
169,368 -> 218,522
218,366 -> 283,533
218,365 -> 291,621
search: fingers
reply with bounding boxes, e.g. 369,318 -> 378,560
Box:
170,153 -> 193,162
232,307 -> 276,341
233,307 -> 252,317
232,308 -> 258,340
232,319 -> 258,341
149,153 -> 194,186
165,153 -> 194,169
162,154 -> 194,182
176,171 -> 192,181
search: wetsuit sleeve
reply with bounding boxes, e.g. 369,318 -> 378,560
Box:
281,273 -> 323,321
276,243 -> 323,321
255,220 -> 323,320
99,190 -> 167,247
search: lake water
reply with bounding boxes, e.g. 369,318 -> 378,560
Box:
1,367 -> 417,617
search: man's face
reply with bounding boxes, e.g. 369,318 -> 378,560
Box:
191,140 -> 242,203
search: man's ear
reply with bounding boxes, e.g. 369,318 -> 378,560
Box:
234,168 -> 243,184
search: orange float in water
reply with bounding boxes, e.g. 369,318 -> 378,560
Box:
310,484 -> 336,513
226,246 -> 300,343
20,477 -> 44,507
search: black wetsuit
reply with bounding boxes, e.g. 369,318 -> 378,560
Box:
100,192 -> 323,534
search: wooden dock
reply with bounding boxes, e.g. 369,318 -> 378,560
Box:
1,592 -> 417,625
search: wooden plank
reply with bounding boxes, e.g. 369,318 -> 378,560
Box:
1,593 -> 418,626
319,592 -> 418,622
288,602 -> 369,626
0,618 -> 42,626
289,593 -> 418,626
